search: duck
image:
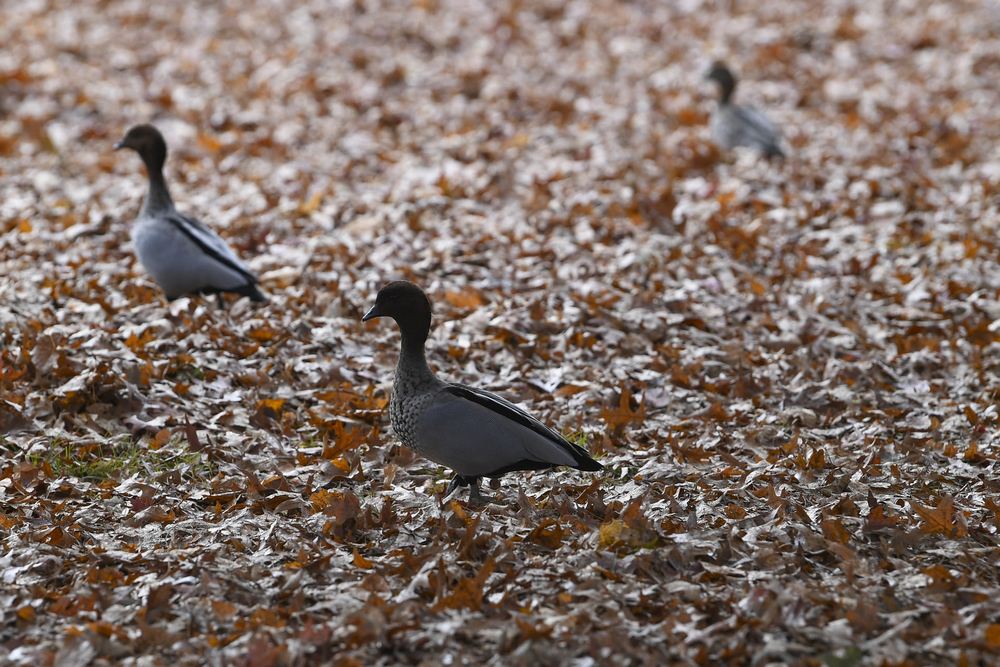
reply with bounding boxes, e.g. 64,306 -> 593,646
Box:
114,124 -> 266,302
705,61 -> 785,158
362,281 -> 603,502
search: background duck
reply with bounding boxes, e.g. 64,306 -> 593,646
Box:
114,124 -> 266,303
706,61 -> 785,159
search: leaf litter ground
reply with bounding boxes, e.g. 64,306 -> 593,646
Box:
1,0 -> 999,665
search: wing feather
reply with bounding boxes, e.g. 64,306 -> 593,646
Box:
443,384 -> 602,471
165,212 -> 258,284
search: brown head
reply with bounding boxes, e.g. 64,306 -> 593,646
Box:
705,61 -> 737,104
363,281 -> 433,351
114,124 -> 168,174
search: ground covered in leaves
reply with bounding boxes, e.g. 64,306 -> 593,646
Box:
2,0 -> 999,664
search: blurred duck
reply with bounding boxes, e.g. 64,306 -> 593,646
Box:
362,281 -> 603,502
114,124 -> 266,302
706,61 -> 785,158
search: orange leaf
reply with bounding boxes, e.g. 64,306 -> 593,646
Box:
527,519 -> 563,549
505,133 -> 530,148
676,107 -> 706,126
449,499 -> 469,523
985,624 -> 1000,649
724,504 -> 747,520
302,192 -> 323,214
247,325 -> 281,342
151,428 -> 172,450
330,456 -> 351,473
124,328 -> 156,353
352,549 -> 374,569
808,448 -> 826,470
309,489 -> 334,512
443,288 -> 485,310
598,519 -> 625,548
964,405 -> 979,426
86,621 -> 116,638
821,517 -> 851,544
963,441 -> 981,462
257,398 -> 286,415
197,133 -> 222,153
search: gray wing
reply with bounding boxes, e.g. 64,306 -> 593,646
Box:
714,104 -> 784,156
166,212 -> 258,284
730,105 -> 784,156
422,384 -> 601,473
413,386 -> 582,478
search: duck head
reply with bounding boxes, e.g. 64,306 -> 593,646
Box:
114,124 -> 168,173
363,281 -> 433,350
705,61 -> 737,104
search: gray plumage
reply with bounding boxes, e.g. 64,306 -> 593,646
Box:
706,61 -> 785,158
363,281 -> 602,501
114,124 -> 265,302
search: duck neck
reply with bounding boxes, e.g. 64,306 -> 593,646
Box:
396,330 -> 437,388
141,151 -> 174,215
718,77 -> 736,106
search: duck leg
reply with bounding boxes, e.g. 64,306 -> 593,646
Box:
445,474 -> 465,498
443,475 -> 498,505
466,477 -> 486,503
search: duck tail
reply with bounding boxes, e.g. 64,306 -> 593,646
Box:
567,443 -> 603,471
575,455 -> 604,471
234,283 -> 268,302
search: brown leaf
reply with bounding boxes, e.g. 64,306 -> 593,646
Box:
211,600 -> 238,620
353,549 -> 374,570
923,564 -> 958,592
846,600 -> 881,634
433,558 -> 495,612
724,504 -> 747,520
821,517 -> 852,544
864,505 -> 902,532
443,288 -> 485,310
527,519 -> 563,549
910,495 -> 965,537
297,191 -> 323,215
601,385 -> 646,433
985,624 -> 1000,649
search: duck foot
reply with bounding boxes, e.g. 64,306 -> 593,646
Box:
444,475 -> 502,505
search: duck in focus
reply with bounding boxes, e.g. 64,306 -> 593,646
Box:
706,61 -> 785,159
114,124 -> 266,303
363,281 -> 603,502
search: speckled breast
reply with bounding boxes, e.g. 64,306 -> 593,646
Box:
389,381 -> 436,453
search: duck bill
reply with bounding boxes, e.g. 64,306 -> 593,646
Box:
113,140 -> 125,150
362,304 -> 381,322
